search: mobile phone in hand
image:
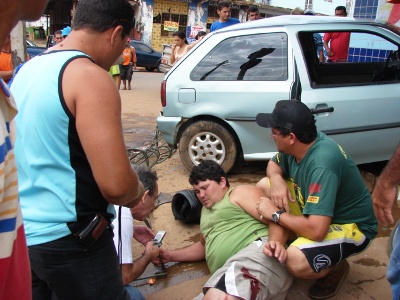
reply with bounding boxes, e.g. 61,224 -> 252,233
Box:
153,230 -> 166,245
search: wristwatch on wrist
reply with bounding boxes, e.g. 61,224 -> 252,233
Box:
272,210 -> 285,224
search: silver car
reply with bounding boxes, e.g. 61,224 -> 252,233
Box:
157,16 -> 400,172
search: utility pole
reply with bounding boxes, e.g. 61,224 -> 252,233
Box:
10,21 -> 27,75
305,0 -> 313,10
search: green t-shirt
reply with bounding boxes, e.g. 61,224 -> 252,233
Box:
200,188 -> 269,273
272,132 -> 377,240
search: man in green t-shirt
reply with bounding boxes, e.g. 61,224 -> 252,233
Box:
255,100 -> 378,300
158,160 -> 293,299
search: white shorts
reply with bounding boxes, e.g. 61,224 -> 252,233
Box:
203,237 -> 293,300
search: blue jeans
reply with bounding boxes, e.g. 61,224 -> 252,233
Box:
29,229 -> 130,300
388,227 -> 400,300
125,285 -> 145,300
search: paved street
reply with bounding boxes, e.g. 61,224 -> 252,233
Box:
121,69 -> 394,300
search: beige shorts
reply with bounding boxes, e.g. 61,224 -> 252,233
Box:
203,237 -> 293,300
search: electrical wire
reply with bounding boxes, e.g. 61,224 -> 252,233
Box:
127,127 -> 175,168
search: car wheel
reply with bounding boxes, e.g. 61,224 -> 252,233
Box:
179,121 -> 237,173
156,62 -> 162,73
145,67 -> 155,72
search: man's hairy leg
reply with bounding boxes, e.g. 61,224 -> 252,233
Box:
203,288 -> 241,300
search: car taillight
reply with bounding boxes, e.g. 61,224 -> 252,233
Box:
161,80 -> 166,107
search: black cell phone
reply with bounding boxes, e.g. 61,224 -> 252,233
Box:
76,214 -> 107,247
153,230 -> 166,245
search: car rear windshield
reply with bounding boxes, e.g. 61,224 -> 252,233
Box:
190,32 -> 288,81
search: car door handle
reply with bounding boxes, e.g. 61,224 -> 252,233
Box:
310,107 -> 334,114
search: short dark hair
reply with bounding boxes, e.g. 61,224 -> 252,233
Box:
189,160 -> 230,188
54,30 -> 62,35
248,6 -> 259,13
217,1 -> 231,11
275,125 -> 317,144
131,164 -> 158,197
73,0 -> 134,37
335,6 -> 347,14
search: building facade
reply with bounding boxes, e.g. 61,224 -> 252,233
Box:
40,0 -> 399,52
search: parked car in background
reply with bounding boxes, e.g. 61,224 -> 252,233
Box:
157,16 -> 400,173
26,40 -> 46,58
130,40 -> 162,72
160,44 -> 173,73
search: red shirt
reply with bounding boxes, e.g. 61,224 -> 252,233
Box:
323,32 -> 350,62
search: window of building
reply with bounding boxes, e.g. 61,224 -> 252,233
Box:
190,32 -> 288,81
158,13 -> 187,36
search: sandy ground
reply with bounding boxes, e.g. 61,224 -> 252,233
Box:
120,70 -> 393,300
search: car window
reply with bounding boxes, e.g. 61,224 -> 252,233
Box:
190,33 -> 288,81
132,42 -> 152,53
299,30 -> 400,87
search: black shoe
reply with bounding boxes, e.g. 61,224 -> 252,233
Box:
308,260 -> 350,299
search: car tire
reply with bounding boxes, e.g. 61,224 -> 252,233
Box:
156,62 -> 162,73
145,67 -> 155,72
179,121 -> 237,173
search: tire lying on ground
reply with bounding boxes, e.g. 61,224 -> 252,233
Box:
178,120 -> 237,173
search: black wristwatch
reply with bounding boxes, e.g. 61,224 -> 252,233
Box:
272,210 -> 285,224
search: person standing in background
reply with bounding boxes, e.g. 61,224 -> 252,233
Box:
304,9 -> 325,63
170,30 -> 203,65
210,1 -> 240,32
0,36 -> 13,84
323,6 -> 350,63
61,26 -> 71,39
170,30 -> 189,65
54,30 -> 63,44
248,6 -> 260,21
110,64 -> 121,90
120,39 -> 136,90
0,0 -> 49,299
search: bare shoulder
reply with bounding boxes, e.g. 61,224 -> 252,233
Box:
64,57 -> 112,84
230,184 -> 263,204
63,58 -> 117,108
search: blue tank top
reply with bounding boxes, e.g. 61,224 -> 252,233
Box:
11,50 -> 115,246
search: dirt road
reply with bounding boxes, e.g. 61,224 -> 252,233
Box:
121,69 -> 392,300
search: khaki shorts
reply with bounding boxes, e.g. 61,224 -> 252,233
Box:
203,237 -> 293,300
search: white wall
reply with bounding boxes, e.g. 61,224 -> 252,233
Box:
269,0 -> 348,16
26,17 -> 48,31
313,0 -> 348,16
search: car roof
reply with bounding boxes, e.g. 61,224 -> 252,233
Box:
215,15 -> 395,33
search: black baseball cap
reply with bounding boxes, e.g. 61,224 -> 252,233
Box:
256,100 -> 315,132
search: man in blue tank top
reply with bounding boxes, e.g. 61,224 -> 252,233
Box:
11,0 -> 145,299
